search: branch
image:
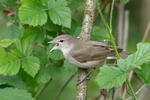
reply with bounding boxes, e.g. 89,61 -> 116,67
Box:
34,78 -> 52,98
96,0 -> 120,59
55,73 -> 76,100
77,0 -> 96,100
142,21 -> 150,42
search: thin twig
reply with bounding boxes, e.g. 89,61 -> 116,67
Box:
126,84 -> 146,100
96,0 -> 120,59
126,79 -> 137,100
142,21 -> 150,42
55,73 -> 76,100
34,78 -> 52,98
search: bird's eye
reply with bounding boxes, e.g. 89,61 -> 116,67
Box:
59,40 -> 64,42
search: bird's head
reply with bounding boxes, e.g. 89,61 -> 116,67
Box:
48,35 -> 75,52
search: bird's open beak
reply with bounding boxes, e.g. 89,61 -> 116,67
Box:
48,41 -> 55,44
50,46 -> 57,52
48,41 -> 58,52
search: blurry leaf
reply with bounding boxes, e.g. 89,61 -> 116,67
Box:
18,69 -> 38,90
0,24 -> 23,40
91,26 -> 110,41
120,0 -> 130,3
49,62 -> 63,78
64,19 -> 81,37
96,65 -> 126,89
34,47 -> 48,65
136,63 -> 150,88
118,97 -> 124,100
19,4 -> 47,26
48,44 -> 64,60
10,39 -> 25,58
22,27 -> 44,43
0,39 -> 14,48
36,66 -> 51,84
63,60 -> 77,74
0,51 -> 20,76
0,11 -> 4,19
48,0 -> 71,28
68,0 -> 85,12
0,75 -> 28,90
0,88 -> 35,100
44,19 -> 61,32
22,56 -> 40,77
118,43 -> 150,71
21,27 -> 44,56
4,0 -> 18,9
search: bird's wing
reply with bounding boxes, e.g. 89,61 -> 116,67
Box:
71,41 -> 113,63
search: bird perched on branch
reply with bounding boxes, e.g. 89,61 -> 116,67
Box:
48,34 -> 125,68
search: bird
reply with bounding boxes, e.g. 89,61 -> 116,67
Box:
48,34 -> 123,69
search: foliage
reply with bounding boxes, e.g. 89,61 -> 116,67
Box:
0,0 -> 149,100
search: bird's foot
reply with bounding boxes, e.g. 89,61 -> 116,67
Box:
77,68 -> 95,85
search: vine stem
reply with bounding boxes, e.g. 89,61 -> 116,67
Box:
126,79 -> 137,100
96,0 -> 120,59
96,0 -> 137,99
34,78 -> 52,98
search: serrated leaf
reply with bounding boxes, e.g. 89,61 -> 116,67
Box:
118,43 -> 150,71
0,24 -> 23,40
48,44 -> 64,60
120,0 -> 130,3
10,39 -> 25,58
96,66 -> 126,89
22,56 -> 40,77
0,39 -> 14,48
0,75 -> 28,89
34,47 -> 48,65
136,63 -> 150,88
0,88 -> 35,100
19,4 -> 47,26
36,66 -> 51,84
48,0 -> 71,28
0,51 -> 20,76
21,27 -> 44,56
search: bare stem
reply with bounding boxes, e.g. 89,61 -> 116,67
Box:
55,73 -> 76,100
96,0 -> 120,59
77,0 -> 96,100
34,78 -> 52,98
126,79 -> 137,100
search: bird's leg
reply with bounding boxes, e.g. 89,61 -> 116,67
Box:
77,68 -> 95,85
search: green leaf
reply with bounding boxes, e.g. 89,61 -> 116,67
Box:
63,60 -> 77,74
19,4 -> 47,26
136,63 -> 150,88
118,43 -> 150,71
48,0 -> 71,28
91,26 -> 110,41
34,47 -> 48,65
0,88 -> 35,100
36,66 -> 51,84
0,24 -> 23,40
48,44 -> 64,60
0,51 -> 20,76
120,0 -> 130,3
0,75 -> 28,89
10,39 -> 25,58
21,27 -> 44,56
22,27 -> 44,44
96,66 -> 126,89
0,39 -> 14,48
22,56 -> 40,77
